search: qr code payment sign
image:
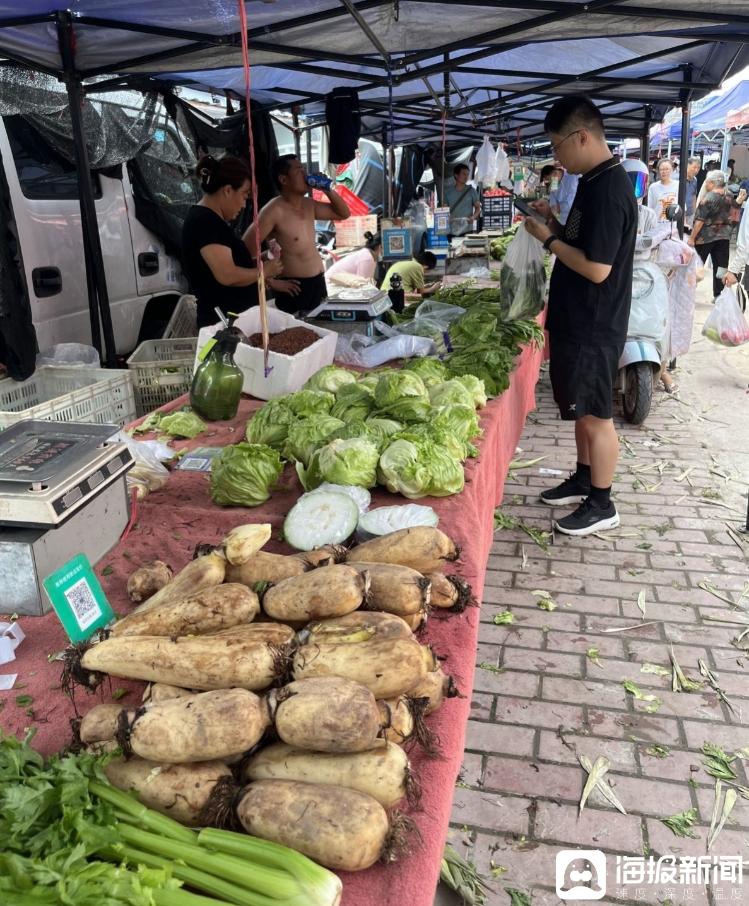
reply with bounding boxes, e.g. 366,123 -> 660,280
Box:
64,577 -> 102,630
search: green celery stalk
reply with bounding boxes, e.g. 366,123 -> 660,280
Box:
110,845 -> 273,906
116,824 -> 299,901
197,828 -> 342,906
154,891 -> 238,906
90,779 -> 196,845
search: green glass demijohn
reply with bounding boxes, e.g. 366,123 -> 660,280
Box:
190,329 -> 244,420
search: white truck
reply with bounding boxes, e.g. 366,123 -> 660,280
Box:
0,112 -> 193,357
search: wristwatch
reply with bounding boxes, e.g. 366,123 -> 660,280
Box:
543,235 -> 558,252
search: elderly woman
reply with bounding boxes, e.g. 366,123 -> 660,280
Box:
688,170 -> 744,300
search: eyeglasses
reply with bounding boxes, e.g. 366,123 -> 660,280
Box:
550,130 -> 582,155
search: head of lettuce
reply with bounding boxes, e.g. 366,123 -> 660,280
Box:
211,442 -> 284,507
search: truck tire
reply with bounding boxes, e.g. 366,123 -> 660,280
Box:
622,362 -> 653,425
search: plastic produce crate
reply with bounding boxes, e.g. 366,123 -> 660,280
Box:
0,366 -> 135,430
163,294 -> 198,338
126,338 -> 198,416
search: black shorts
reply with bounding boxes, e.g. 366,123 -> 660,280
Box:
549,336 -> 621,421
273,273 -> 327,315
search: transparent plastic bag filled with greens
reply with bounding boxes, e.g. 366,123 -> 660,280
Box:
702,286 -> 749,348
498,228 -> 547,320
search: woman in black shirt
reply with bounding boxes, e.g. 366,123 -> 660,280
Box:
182,154 -> 283,327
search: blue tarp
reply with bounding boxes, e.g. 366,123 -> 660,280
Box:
651,80 -> 749,145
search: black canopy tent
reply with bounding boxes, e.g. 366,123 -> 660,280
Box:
0,3 -> 746,366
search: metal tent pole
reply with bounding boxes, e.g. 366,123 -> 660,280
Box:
641,105 -> 652,162
57,11 -> 116,366
381,123 -> 389,217
677,68 -> 692,240
292,108 -> 302,159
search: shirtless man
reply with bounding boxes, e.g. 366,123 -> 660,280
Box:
244,155 -> 350,314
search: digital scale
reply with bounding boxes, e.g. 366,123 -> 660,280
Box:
0,421 -> 134,616
307,289 -> 392,336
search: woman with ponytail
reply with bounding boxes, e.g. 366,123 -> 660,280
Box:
182,154 -> 283,327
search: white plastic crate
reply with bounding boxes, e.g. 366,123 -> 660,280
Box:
126,338 -> 198,417
194,309 -> 337,401
0,366 -> 136,430
164,294 -> 198,339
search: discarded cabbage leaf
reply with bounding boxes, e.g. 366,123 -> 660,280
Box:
660,808 -> 699,838
245,398 -> 296,450
493,611 -> 515,625
304,365 -> 357,395
210,442 -> 283,507
158,409 -> 205,439
622,680 -> 662,713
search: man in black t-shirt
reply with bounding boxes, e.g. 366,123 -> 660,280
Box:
525,95 -> 637,536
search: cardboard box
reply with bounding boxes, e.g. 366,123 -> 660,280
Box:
194,309 -> 337,401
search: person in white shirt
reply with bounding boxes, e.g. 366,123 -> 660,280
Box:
647,159 -> 678,221
724,200 -> 749,296
549,169 -> 579,225
326,231 -> 381,282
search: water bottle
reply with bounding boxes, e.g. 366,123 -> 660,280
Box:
190,329 -> 244,421
307,172 -> 333,190
388,273 -> 405,313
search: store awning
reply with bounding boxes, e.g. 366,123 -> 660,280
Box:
651,79 -> 749,144
0,2 -> 748,143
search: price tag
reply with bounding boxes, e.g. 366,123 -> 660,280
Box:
43,554 -> 115,643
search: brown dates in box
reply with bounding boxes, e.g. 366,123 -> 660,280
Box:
246,327 -> 321,356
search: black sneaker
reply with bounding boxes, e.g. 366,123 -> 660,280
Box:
554,498 -> 620,536
540,473 -> 590,506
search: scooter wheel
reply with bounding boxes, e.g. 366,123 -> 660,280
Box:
622,362 -> 654,425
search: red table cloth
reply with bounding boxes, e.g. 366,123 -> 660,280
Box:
1,340 -> 543,906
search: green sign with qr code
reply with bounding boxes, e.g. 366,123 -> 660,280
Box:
43,554 -> 115,643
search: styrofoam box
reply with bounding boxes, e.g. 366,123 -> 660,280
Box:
194,308 -> 338,401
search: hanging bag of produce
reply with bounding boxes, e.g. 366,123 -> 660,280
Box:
498,227 -> 547,320
702,285 -> 749,348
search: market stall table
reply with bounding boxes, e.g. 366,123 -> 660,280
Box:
0,339 -> 544,906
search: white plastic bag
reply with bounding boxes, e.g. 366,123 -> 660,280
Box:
499,228 -> 547,320
36,343 -> 100,368
702,286 -> 749,347
115,431 -> 170,499
475,136 -> 497,185
495,144 -> 510,187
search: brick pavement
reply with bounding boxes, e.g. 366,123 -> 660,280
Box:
439,365 -> 749,906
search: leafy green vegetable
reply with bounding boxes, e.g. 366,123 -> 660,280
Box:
493,509 -> 550,552
158,409 -> 206,439
245,398 -> 296,450
493,611 -> 515,625
286,389 -> 335,418
660,808 -> 699,838
330,382 -> 376,422
622,680 -> 662,713
395,423 -> 470,462
432,404 -> 482,445
298,438 -> 380,491
304,365 -> 357,395
402,357 -> 448,387
440,843 -> 489,905
453,374 -> 488,408
377,438 -> 464,498
702,743 -> 737,781
505,889 -> 532,906
533,591 -> 557,612
645,744 -> 671,759
587,647 -> 602,668
429,379 -> 475,409
210,442 -> 284,507
364,417 -> 404,449
373,371 -> 430,423
283,416 -> 345,466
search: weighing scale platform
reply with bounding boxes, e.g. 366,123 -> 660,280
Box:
306,291 -> 392,337
0,421 -> 133,616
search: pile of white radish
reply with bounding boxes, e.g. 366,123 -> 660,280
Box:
70,523 -> 471,874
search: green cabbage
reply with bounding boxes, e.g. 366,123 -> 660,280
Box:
283,416 -> 345,466
402,357 -> 448,387
395,423 -> 469,462
157,409 -> 205,439
428,379 -> 475,409
210,442 -> 284,507
298,437 -> 380,490
245,398 -> 296,450
433,404 -> 482,443
373,371 -> 430,423
365,417 -> 403,450
330,383 -> 376,422
286,389 -> 335,418
377,438 -> 464,499
305,365 -> 357,395
357,370 -> 394,392
453,374 -> 488,408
